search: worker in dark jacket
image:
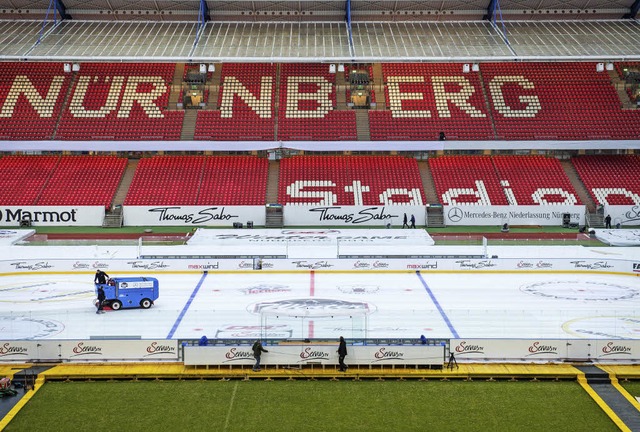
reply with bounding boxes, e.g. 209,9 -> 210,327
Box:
252,340 -> 268,371
96,286 -> 106,314
94,269 -> 109,285
338,336 -> 348,372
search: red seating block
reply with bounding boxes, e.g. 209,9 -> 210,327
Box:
55,63 -> 184,140
491,155 -> 581,205
0,63 -> 70,140
277,155 -> 425,205
124,155 -> 268,206
482,62 -> 640,140
194,63 -> 276,141
276,64 -> 357,141
429,156 -> 506,205
572,155 -> 640,205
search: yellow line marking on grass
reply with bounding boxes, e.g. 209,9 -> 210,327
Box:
223,380 -> 239,432
577,374 -> 631,432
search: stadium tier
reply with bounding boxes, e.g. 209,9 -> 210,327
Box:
571,154 -> 640,206
0,155 -> 126,207
53,63 -> 183,140
370,63 -> 495,140
429,155 -> 508,206
429,155 -> 582,206
124,155 -> 206,205
124,155 -> 268,206
0,154 -> 636,210
491,155 -> 581,206
194,63 -> 277,141
0,155 -> 60,205
197,156 -> 268,205
276,64 -> 357,141
36,155 -> 127,208
0,63 -> 71,140
3,61 -> 637,141
481,62 -> 640,140
277,155 -> 426,206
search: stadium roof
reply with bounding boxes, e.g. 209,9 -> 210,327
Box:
0,0 -> 638,62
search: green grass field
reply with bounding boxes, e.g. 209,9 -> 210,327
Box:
622,381 -> 640,400
6,380 -> 616,432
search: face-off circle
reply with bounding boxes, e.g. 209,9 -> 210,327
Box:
0,280 -> 95,303
520,280 -> 640,301
562,316 -> 640,339
0,316 -> 65,339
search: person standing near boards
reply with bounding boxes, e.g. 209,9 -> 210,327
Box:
337,336 -> 348,372
252,340 -> 268,372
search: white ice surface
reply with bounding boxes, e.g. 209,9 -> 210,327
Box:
1,271 -> 638,341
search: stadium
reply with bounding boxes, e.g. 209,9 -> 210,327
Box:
0,0 -> 640,430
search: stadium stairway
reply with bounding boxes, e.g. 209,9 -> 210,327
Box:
265,160 -> 280,204
417,160 -> 438,203
560,160 -> 597,213
371,63 -> 385,111
112,159 -> 139,207
180,110 -> 198,140
418,161 -> 445,227
168,63 -> 185,107
608,69 -> 638,110
335,71 -> 347,108
477,68 -> 499,139
207,64 -> 222,109
355,110 -> 371,140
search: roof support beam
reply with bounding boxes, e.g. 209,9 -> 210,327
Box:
55,0 -> 71,20
37,0 -> 68,45
191,0 -> 209,54
624,0 -> 639,19
484,0 -> 497,20
346,0 -> 355,59
198,0 -> 210,25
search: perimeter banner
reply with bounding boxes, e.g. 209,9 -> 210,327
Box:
443,205 -> 585,226
0,340 -> 179,361
0,206 -> 104,226
123,206 -> 265,226
184,345 -> 444,366
450,339 -> 640,361
603,205 -> 640,227
283,206 -> 425,227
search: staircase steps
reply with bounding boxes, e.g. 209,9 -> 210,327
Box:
180,110 -> 198,140
266,160 -> 280,204
355,111 -> 370,141
560,160 -> 596,213
112,159 -> 138,206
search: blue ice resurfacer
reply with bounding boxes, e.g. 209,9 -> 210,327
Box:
95,277 -> 159,310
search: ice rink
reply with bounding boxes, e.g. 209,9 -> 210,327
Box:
1,271 -> 639,341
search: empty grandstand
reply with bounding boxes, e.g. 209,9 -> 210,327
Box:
1,3 -> 640,431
